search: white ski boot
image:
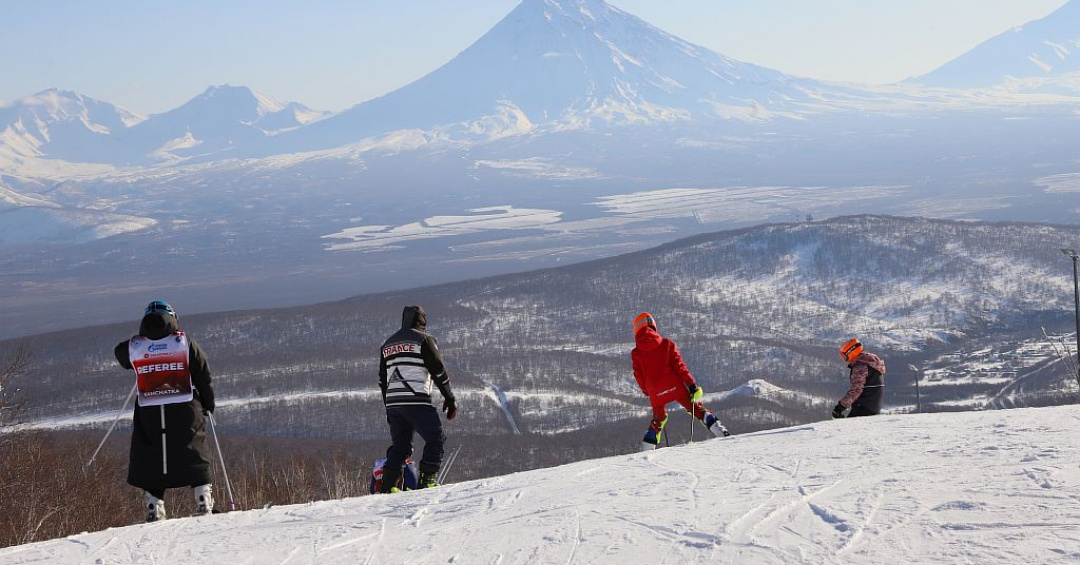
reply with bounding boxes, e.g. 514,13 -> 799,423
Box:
705,413 -> 731,438
641,441 -> 658,452
193,484 -> 214,516
145,492 -> 166,522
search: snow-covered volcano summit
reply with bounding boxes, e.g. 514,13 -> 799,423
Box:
915,0 -> 1080,88
279,0 -> 834,151
4,406 -> 1077,564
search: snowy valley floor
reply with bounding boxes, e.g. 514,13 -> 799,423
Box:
2,406 -> 1079,564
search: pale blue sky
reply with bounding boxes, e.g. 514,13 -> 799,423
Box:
0,0 -> 1069,114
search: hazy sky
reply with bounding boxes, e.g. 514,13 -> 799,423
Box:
0,0 -> 1070,114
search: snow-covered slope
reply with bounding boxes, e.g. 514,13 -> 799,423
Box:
915,0 -> 1080,88
278,0 -> 837,151
0,181 -> 155,244
4,406 -> 1078,564
0,207 -> 157,245
0,183 -> 58,210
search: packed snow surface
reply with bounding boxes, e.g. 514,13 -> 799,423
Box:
3,406 -> 1079,564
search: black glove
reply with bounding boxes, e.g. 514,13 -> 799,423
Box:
443,396 -> 457,420
203,407 -> 214,417
686,384 -> 703,403
831,403 -> 846,419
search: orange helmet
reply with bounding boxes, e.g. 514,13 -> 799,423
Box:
633,312 -> 657,335
839,338 -> 863,363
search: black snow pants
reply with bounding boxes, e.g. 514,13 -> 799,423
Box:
382,405 -> 445,489
848,385 -> 884,417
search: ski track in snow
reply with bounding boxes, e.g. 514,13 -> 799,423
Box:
4,407 -> 1080,564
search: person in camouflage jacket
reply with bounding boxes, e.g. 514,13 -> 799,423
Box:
833,338 -> 886,418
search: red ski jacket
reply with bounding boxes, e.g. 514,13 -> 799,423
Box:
631,326 -> 696,398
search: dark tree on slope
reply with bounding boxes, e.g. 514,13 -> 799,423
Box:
0,344 -> 30,431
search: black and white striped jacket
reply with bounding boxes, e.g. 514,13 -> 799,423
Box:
379,306 -> 454,408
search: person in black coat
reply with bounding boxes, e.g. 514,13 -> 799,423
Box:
114,301 -> 216,521
378,305 -> 457,492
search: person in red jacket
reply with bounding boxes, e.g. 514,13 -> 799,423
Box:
632,312 -> 729,451
832,338 -> 886,419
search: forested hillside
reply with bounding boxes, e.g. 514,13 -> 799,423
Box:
8,215 -> 1078,441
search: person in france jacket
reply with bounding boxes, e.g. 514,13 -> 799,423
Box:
378,305 -> 457,492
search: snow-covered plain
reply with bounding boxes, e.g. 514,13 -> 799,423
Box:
321,186 -> 907,253
323,206 -> 564,251
1035,172 -> 1080,194
3,406 -> 1078,564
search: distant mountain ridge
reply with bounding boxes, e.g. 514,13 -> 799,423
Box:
0,86 -> 326,167
0,0 -> 857,167
915,0 -> 1080,87
4,0 -> 1080,171
116,85 -> 327,162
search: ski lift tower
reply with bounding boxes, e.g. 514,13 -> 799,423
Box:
1061,248 -> 1080,388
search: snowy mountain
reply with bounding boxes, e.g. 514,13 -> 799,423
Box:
118,85 -> 328,163
4,0 -> 1079,169
0,86 -> 328,168
4,406 -> 1078,564
0,89 -> 144,165
276,0 -> 837,151
3,0 -> 850,168
915,0 -> 1080,88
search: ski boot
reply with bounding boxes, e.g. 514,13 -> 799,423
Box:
145,492 -> 166,522
193,484 -> 214,516
704,413 -> 731,437
418,470 -> 439,489
379,468 -> 402,494
641,429 -> 662,452
641,415 -> 667,451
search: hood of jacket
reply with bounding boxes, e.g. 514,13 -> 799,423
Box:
401,305 -> 427,331
139,312 -> 179,340
634,325 -> 664,351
